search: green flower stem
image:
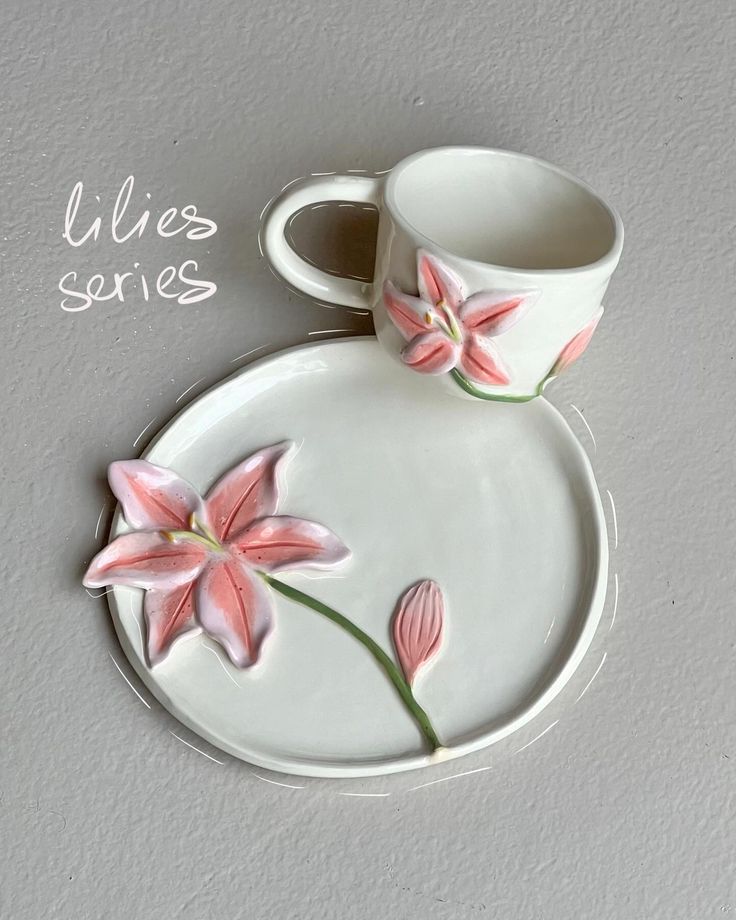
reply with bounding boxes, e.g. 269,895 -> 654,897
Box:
261,573 -> 442,752
450,368 -> 547,402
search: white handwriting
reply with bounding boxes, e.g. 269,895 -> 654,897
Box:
60,175 -> 218,311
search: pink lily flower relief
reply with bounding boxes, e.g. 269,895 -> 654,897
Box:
383,249 -> 539,387
84,439 -> 451,752
84,442 -> 351,668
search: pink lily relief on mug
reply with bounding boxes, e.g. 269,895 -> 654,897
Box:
384,250 -> 603,403
84,443 -> 449,753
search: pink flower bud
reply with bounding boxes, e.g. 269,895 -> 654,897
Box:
550,308 -> 603,377
392,580 -> 445,685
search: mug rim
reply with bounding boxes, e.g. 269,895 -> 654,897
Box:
383,145 -> 624,278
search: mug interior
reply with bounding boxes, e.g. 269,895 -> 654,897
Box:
388,148 -> 619,271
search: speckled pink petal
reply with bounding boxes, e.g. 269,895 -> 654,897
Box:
83,532 -> 208,589
231,515 -> 351,572
204,442 -> 292,542
392,580 -> 445,685
108,460 -> 203,530
459,289 -> 539,336
550,308 -> 603,376
196,556 -> 274,668
144,582 -> 199,666
417,250 -> 463,310
383,281 -> 433,341
402,332 -> 460,375
458,335 -> 510,386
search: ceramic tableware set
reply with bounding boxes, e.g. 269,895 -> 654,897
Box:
85,147 -> 623,777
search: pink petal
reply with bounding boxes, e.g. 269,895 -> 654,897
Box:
458,334 -> 511,386
459,289 -> 539,336
144,582 -> 199,666
196,556 -> 273,667
392,580 -> 445,685
383,282 -> 432,341
550,308 -> 603,376
402,332 -> 460,375
108,460 -> 203,530
230,515 -> 351,572
417,250 -> 463,310
204,442 -> 292,542
83,532 -> 208,589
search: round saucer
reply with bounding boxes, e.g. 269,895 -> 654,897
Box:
108,337 -> 607,777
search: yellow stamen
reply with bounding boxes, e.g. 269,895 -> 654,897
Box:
162,527 -> 223,552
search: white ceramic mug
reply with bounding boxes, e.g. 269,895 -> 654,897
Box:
261,147 -> 623,401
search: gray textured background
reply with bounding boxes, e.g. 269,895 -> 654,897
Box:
2,1 -> 735,917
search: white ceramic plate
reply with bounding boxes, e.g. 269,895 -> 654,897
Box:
109,337 -> 607,777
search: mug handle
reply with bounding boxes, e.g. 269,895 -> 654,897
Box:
260,174 -> 380,311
